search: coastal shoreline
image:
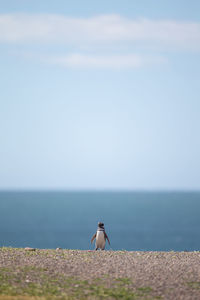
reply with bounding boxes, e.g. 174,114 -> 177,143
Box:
1,247 -> 200,299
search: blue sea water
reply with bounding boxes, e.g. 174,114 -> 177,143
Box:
0,191 -> 200,251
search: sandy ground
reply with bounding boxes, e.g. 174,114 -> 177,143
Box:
1,248 -> 200,299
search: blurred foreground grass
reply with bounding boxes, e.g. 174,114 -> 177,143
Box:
2,247 -> 200,299
0,266 -> 156,300
0,247 -> 159,300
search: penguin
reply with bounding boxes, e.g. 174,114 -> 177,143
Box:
91,222 -> 110,250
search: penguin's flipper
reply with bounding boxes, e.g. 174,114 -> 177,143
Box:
104,232 -> 110,245
91,233 -> 96,244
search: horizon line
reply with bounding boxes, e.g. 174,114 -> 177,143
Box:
0,188 -> 200,193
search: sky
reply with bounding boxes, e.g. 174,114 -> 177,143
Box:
0,0 -> 200,190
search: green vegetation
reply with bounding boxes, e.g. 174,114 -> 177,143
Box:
2,247 -> 200,300
0,265 -> 157,300
187,282 -> 200,290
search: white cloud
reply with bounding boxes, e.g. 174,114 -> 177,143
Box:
0,13 -> 200,51
0,13 -> 199,69
50,53 -> 167,69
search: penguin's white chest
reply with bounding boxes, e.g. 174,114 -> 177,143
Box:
96,231 -> 105,249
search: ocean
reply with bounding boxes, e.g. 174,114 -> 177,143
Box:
0,191 -> 199,251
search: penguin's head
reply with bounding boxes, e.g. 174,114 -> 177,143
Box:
98,222 -> 104,228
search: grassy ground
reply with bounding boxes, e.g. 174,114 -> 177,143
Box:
0,247 -> 200,299
0,265 -> 155,300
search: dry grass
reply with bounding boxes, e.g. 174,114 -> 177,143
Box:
1,247 -> 200,299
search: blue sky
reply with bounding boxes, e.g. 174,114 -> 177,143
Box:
0,0 -> 200,190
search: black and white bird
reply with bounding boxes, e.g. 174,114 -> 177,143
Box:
91,222 -> 110,250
